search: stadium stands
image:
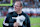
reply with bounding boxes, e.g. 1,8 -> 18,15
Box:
0,0 -> 40,17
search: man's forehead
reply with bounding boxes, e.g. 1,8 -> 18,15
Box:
15,2 -> 21,5
15,1 -> 21,3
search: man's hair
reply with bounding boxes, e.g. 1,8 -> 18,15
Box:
15,1 -> 23,7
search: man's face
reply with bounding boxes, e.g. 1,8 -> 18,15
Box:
14,2 -> 22,11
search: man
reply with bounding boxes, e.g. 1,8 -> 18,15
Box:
3,1 -> 30,27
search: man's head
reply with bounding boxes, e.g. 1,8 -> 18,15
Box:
14,1 -> 23,12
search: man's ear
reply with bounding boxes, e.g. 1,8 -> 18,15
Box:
21,6 -> 22,9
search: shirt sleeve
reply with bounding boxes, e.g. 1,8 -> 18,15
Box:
23,14 -> 30,27
26,15 -> 30,27
3,13 -> 14,27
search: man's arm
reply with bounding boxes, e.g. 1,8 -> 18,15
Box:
3,14 -> 10,27
3,13 -> 19,27
3,13 -> 13,27
23,14 -> 30,27
27,15 -> 30,27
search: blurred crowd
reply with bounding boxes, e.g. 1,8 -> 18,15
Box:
0,0 -> 40,17
0,0 -> 10,4
13,0 -> 40,8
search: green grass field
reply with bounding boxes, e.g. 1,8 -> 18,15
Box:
0,17 -> 40,27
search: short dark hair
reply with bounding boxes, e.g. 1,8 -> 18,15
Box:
15,1 -> 23,7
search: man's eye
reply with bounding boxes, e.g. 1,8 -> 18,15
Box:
16,5 -> 20,7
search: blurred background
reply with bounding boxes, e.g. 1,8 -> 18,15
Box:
0,0 -> 10,4
0,0 -> 40,27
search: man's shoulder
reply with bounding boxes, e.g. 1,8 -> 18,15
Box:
22,12 -> 27,16
8,11 -> 15,14
22,11 -> 29,17
7,11 -> 15,16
